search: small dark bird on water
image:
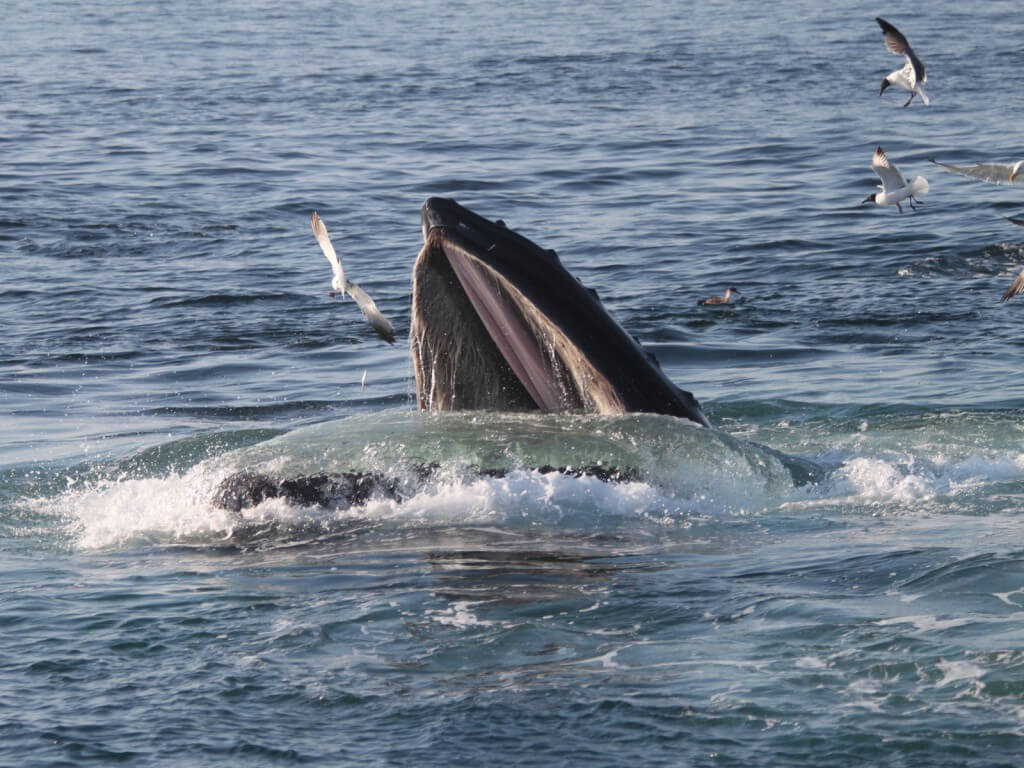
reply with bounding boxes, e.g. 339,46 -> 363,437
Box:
698,287 -> 741,306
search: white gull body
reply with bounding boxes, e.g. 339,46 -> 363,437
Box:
862,146 -> 929,213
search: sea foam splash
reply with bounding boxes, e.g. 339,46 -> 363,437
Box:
41,411 -> 809,551
54,461 -> 731,551
36,410 -> 1024,550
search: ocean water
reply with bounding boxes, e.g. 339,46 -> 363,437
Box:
4,0 -> 1024,764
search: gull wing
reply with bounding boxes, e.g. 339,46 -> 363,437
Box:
876,17 -> 925,84
929,159 -> 1022,186
344,279 -> 396,344
871,146 -> 907,192
1002,269 -> 1024,303
311,211 -> 346,295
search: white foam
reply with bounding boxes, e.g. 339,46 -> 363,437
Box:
936,659 -> 986,689
45,410 -> 1024,549
993,588 -> 1024,607
48,458 -> 722,551
818,449 -> 1024,510
875,614 -> 971,632
426,600 -> 498,629
794,655 -> 828,670
840,678 -> 887,712
832,457 -> 936,503
54,466 -> 239,550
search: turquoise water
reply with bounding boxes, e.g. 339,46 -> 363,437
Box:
4,0 -> 1024,764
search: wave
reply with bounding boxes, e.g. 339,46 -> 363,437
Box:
16,407 -> 1024,553
31,411 -> 807,551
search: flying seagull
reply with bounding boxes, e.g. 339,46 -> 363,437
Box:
862,145 -> 929,213
876,17 -> 929,107
928,158 -> 1024,186
698,286 -> 741,306
311,211 -> 396,344
929,159 -> 1024,225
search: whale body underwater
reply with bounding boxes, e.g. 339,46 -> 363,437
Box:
214,197 -> 822,512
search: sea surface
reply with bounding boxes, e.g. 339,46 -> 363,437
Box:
4,0 -> 1024,765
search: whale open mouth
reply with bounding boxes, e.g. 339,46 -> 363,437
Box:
411,198 -> 709,426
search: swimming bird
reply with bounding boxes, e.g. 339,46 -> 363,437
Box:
876,17 -> 929,107
862,145 -> 929,213
311,211 -> 396,344
928,158 -> 1024,186
698,287 -> 741,306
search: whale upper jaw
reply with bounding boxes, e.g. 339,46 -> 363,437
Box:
411,197 -> 710,427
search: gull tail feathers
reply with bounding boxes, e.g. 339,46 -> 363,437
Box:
917,86 -> 930,106
910,176 -> 929,198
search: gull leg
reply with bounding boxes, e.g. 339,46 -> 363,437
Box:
903,92 -> 915,107
909,199 -> 917,211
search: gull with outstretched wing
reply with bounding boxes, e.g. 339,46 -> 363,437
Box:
929,159 -> 1024,228
876,17 -> 929,107
311,211 -> 396,344
862,146 -> 929,213
929,159 -> 1024,186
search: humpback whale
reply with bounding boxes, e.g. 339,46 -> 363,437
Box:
214,198 -> 821,511
411,197 -> 709,425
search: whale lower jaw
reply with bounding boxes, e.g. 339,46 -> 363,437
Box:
411,198 -> 710,426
